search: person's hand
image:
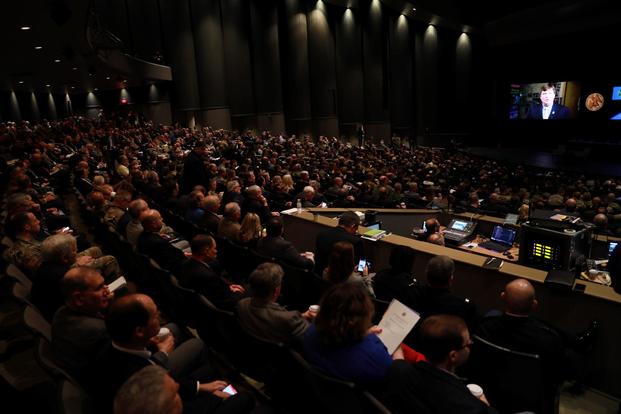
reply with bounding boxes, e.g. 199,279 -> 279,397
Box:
75,255 -> 95,266
152,333 -> 175,354
367,325 -> 382,335
362,265 -> 369,277
392,345 -> 405,360
199,380 -> 228,395
301,310 -> 316,321
479,393 -> 490,406
229,284 -> 245,294
184,251 -> 192,258
46,207 -> 59,214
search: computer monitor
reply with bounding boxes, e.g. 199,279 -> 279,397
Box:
609,241 -> 618,257
450,220 -> 468,231
491,226 -> 517,246
366,221 -> 381,231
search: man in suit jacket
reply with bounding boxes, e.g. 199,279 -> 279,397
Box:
410,255 -> 478,330
218,202 -> 242,242
241,185 -> 273,224
180,235 -> 245,312
237,263 -> 313,344
314,211 -> 363,274
137,209 -> 187,272
89,293 -> 254,414
256,216 -> 314,269
182,142 -> 210,193
198,195 -> 221,235
526,83 -> 571,120
385,315 -> 498,414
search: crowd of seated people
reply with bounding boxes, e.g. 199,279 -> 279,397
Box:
0,114 -> 607,413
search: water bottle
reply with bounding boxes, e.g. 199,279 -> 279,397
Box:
296,199 -> 302,213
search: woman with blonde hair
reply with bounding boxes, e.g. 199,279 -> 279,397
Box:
239,213 -> 263,248
282,174 -> 295,193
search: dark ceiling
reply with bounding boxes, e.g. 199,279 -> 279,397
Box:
2,0 -> 619,94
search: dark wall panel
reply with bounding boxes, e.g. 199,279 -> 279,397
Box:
221,0 -> 256,116
388,15 -> 413,131
420,24 -> 439,133
335,8 -> 363,124
307,3 -> 337,118
159,0 -> 200,111
362,0 -> 388,123
190,0 -> 227,109
249,0 -> 283,114
279,0 -> 312,129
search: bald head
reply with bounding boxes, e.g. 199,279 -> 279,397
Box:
129,199 -> 149,219
140,209 -> 163,232
106,294 -> 157,346
502,278 -> 537,315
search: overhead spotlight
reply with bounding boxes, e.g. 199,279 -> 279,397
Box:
94,88 -> 99,91
54,59 -> 61,63
19,81 -> 24,84
20,26 -> 31,31
46,83 -> 51,87
106,76 -> 110,80
72,67 -> 78,71
34,46 -> 43,50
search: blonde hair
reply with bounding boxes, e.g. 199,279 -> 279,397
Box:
282,174 -> 294,192
239,213 -> 262,243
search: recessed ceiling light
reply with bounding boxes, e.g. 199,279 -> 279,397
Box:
72,67 -> 78,71
34,46 -> 43,50
18,81 -> 24,84
54,59 -> 61,63
106,76 -> 110,80
20,26 -> 31,31
123,79 -> 127,83
46,84 -> 51,87
94,88 -> 99,91
70,86 -> 75,89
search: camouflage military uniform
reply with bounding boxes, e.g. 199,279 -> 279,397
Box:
7,238 -> 42,276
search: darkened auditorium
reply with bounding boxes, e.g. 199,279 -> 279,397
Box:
2,0 -> 621,413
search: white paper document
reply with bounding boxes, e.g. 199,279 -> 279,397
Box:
108,276 -> 127,293
376,299 -> 420,354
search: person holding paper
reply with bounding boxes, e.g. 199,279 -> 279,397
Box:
302,283 -> 405,386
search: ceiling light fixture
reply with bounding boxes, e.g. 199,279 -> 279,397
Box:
106,76 -> 110,80
72,67 -> 78,71
46,84 -> 51,87
18,81 -> 24,84
34,46 -> 43,50
54,59 -> 61,63
20,26 -> 31,31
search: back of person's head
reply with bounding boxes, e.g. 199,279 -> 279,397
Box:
338,211 -> 360,229
502,278 -> 537,316
418,314 -> 468,365
41,234 -> 76,264
388,245 -> 416,274
223,202 -> 241,220
129,199 -> 149,220
247,185 -> 261,198
202,195 -> 220,212
7,211 -> 32,239
190,234 -> 215,256
239,213 -> 262,243
139,209 -> 162,232
316,282 -> 374,346
106,294 -> 151,345
425,255 -> 454,287
593,213 -> 608,228
427,233 -> 445,246
60,266 -> 101,300
326,241 -> 355,284
424,218 -> 440,238
114,366 -> 182,414
265,216 -> 284,237
248,262 -> 284,301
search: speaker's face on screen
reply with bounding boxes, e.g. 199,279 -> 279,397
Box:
540,88 -> 555,107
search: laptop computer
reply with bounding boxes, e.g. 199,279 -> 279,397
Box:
479,226 -> 517,253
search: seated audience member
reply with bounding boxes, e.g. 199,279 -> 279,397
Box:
180,235 -> 245,311
410,255 -> 477,329
33,234 -> 120,320
51,267 -> 113,381
238,212 -> 263,248
185,189 -> 206,224
7,211 -> 44,276
241,185 -> 273,224
314,211 -> 363,274
198,195 -> 221,234
237,263 -> 313,344
218,202 -> 242,242
114,366 -> 182,414
322,241 -> 369,293
423,217 -> 440,242
299,186 -> 317,208
125,199 -> 149,247
427,232 -> 445,246
256,216 -> 314,269
303,283 -> 404,386
385,315 -> 497,414
221,180 -> 244,209
373,246 -> 418,307
478,278 -> 595,387
90,293 -> 254,414
103,190 -> 132,228
137,209 -> 187,272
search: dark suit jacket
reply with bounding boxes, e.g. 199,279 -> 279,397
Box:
478,313 -> 565,385
198,211 -> 220,235
241,197 -> 271,224
385,360 -> 498,414
409,285 -> 478,330
256,236 -> 314,270
218,218 -> 241,242
236,298 -> 309,344
182,151 -> 209,192
32,261 -> 71,322
137,231 -> 187,272
314,226 -> 364,274
180,258 -> 241,311
526,103 -> 571,119
372,269 -> 418,308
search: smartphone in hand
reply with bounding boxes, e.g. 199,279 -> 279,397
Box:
222,384 -> 237,395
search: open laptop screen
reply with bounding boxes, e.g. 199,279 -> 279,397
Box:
491,226 -> 517,245
609,242 -> 618,257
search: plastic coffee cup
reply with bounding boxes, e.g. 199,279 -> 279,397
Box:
467,383 -> 483,398
155,327 -> 171,340
308,305 -> 320,315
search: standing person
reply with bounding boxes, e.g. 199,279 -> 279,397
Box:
526,83 -> 570,120
356,123 -> 365,147
182,142 -> 210,192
